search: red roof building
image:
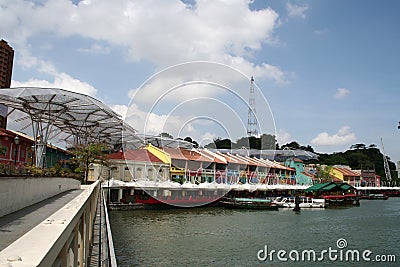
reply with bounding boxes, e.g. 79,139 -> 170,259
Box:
107,149 -> 163,163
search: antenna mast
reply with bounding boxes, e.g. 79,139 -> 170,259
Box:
381,138 -> 392,183
247,76 -> 258,137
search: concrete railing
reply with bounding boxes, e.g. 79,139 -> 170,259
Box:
102,189 -> 118,267
0,181 -> 101,267
0,177 -> 81,218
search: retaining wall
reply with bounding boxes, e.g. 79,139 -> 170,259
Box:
0,177 -> 81,218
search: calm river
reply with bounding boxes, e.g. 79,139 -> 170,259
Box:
109,198 -> 400,266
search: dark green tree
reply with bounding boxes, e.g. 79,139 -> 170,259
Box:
300,145 -> 315,152
235,136 -> 260,149
350,143 -> 367,150
205,137 -> 232,149
281,141 -> 300,150
184,136 -> 199,148
260,134 -> 277,150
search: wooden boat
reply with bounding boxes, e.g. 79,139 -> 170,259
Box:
273,196 -> 326,208
323,194 -> 358,206
220,197 -> 279,210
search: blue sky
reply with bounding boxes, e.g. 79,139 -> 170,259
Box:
1,0 -> 399,162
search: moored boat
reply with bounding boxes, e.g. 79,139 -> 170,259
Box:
119,188 -> 222,208
361,193 -> 389,200
273,196 -> 326,208
323,194 -> 359,206
220,197 -> 279,210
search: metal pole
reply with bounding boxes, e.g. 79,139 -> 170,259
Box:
31,145 -> 35,165
14,147 -> 17,165
14,136 -> 20,165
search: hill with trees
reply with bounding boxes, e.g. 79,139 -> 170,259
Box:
308,143 -> 396,181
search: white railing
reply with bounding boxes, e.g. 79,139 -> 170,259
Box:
0,180 -> 106,267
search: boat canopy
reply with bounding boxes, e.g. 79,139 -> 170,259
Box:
305,182 -> 356,193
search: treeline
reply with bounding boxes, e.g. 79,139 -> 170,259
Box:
160,133 -> 278,150
204,134 -> 277,150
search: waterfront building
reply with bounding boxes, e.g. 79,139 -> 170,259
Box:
354,169 -> 381,187
284,158 -> 314,185
0,128 -> 72,167
331,166 -> 361,186
93,144 -> 296,186
215,152 -> 250,184
88,146 -> 170,182
0,129 -> 33,165
0,39 -> 14,129
163,147 -> 217,183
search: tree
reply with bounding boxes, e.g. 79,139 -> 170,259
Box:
184,136 -> 199,148
281,141 -> 300,150
260,134 -> 277,150
350,143 -> 367,150
300,145 -> 315,153
315,165 -> 334,182
205,137 -> 232,149
68,143 -> 110,184
235,136 -> 260,149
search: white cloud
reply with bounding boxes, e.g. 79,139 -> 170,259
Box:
311,126 -> 357,146
286,3 -> 309,19
77,43 -> 110,55
334,87 -> 351,99
1,0 -> 287,85
124,103 -> 191,137
10,42 -> 98,97
197,132 -> 217,147
2,0 -> 281,142
11,72 -> 97,97
110,104 -> 128,119
276,129 -> 292,145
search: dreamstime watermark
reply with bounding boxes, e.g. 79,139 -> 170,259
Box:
257,238 -> 396,263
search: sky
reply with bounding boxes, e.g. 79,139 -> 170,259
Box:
1,0 -> 399,163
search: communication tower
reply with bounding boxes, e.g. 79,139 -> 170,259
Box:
381,138 -> 392,183
247,76 -> 258,137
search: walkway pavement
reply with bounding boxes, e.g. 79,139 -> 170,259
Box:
0,189 -> 84,251
88,190 -> 109,267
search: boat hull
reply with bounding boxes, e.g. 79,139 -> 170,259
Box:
274,197 -> 326,208
220,198 -> 279,210
361,194 -> 389,200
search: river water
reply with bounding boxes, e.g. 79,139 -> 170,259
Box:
109,198 -> 400,266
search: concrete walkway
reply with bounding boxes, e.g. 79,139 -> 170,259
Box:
0,189 -> 84,251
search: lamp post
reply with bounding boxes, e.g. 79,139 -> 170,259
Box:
42,151 -> 46,169
14,136 -> 20,165
31,144 -> 35,165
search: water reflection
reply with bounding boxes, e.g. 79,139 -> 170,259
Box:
110,198 -> 400,267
